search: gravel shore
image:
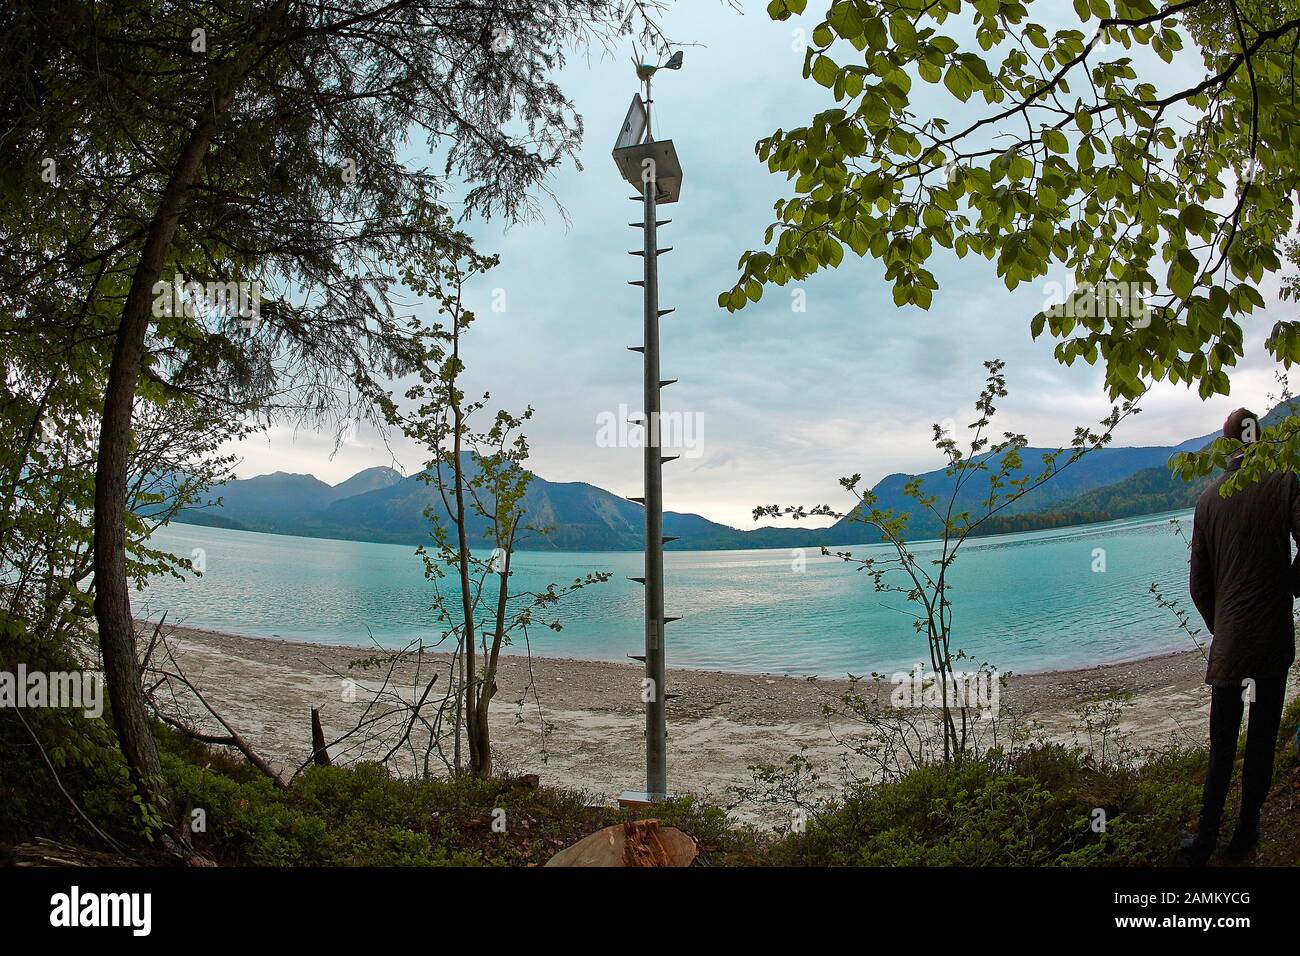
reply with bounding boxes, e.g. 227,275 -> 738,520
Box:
150,624 -> 1293,825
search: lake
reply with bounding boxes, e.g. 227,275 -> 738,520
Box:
142,512 -> 1201,677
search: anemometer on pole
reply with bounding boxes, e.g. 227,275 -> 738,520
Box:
612,50 -> 683,805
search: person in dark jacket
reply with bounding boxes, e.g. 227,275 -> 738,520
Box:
1182,407 -> 1300,865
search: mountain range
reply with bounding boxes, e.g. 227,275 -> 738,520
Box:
173,403 -> 1293,551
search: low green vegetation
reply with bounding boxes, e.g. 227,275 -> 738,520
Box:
772,744 -> 1206,866
160,735 -> 764,867
5,696 -> 1297,867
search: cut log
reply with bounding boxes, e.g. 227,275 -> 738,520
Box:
544,819 -> 697,867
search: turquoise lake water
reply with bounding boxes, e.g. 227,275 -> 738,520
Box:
142,512 -> 1201,677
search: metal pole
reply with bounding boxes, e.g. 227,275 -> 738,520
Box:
641,148 -> 668,800
615,69 -> 678,804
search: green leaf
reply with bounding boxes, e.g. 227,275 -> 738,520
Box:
1076,137 -> 1094,169
822,236 -> 844,267
864,17 -> 888,51
943,65 -> 971,102
812,55 -> 838,88
832,121 -> 867,154
888,15 -> 916,46
1168,250 -> 1197,301
828,2 -> 864,40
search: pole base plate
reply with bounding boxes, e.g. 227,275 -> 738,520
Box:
618,789 -> 670,809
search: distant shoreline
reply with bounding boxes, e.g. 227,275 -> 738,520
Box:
165,505 -> 1195,556
156,618 -> 1203,681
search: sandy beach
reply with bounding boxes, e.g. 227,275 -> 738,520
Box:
141,623 -> 1295,826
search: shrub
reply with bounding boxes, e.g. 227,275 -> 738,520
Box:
772,744 -> 1205,866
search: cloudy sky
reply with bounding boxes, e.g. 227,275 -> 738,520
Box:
230,1 -> 1293,528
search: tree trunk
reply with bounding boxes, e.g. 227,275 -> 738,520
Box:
469,538 -> 513,779
91,7 -> 285,824
448,321 -> 487,776
94,122 -> 219,818
453,644 -> 463,773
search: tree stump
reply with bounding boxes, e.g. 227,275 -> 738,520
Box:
544,819 -> 697,867
310,707 -> 331,766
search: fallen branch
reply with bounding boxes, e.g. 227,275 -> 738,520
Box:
145,634 -> 288,789
152,704 -> 288,789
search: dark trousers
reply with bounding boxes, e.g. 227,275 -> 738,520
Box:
1198,676 -> 1287,841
